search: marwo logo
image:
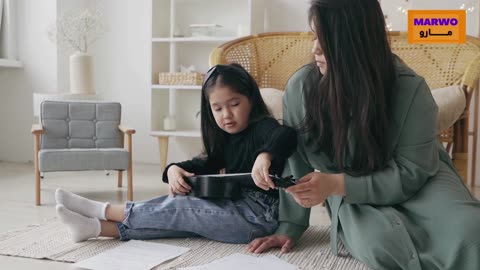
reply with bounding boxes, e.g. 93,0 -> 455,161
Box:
408,10 -> 466,44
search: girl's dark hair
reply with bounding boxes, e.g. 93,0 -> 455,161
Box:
200,63 -> 271,166
303,0 -> 396,176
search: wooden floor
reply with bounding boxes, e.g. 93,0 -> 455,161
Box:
0,161 -> 477,270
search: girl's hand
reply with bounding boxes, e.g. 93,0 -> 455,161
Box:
247,234 -> 295,253
251,152 -> 275,190
285,172 -> 345,208
167,165 -> 194,196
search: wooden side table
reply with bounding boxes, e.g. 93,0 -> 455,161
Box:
150,130 -> 201,173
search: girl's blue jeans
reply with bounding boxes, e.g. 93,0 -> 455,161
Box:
116,190 -> 278,244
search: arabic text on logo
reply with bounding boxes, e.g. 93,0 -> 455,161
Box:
408,10 -> 466,44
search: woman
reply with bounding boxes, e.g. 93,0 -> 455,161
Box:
247,0 -> 480,269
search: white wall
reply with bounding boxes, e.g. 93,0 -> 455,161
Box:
0,0 -> 57,162
265,0 -> 309,32
264,0 -> 480,35
53,0 -> 161,164
0,0 -> 479,185
92,0 -> 158,164
382,0 -> 479,36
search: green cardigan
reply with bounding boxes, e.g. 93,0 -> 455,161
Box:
277,61 -> 480,270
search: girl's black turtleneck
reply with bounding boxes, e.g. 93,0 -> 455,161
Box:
162,117 -> 297,197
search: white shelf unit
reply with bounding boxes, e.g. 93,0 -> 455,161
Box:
152,84 -> 202,90
0,58 -> 22,68
149,0 -> 265,171
150,130 -> 201,138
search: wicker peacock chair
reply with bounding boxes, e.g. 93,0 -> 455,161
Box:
210,31 -> 480,185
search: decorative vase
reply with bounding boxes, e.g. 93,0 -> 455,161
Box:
163,115 -> 176,131
69,52 -> 94,94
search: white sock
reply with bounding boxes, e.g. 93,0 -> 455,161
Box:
56,204 -> 101,243
55,188 -> 109,220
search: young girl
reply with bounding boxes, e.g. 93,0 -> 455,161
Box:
56,63 -> 297,244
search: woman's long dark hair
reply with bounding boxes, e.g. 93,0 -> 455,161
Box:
200,63 -> 271,167
303,0 -> 396,176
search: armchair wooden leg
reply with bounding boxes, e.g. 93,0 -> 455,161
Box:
470,89 -> 479,187
128,168 -> 133,201
35,168 -> 41,206
127,133 -> 133,201
118,171 -> 123,187
452,153 -> 468,182
453,118 -> 469,183
34,134 -> 41,206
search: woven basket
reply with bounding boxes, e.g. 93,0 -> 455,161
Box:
158,72 -> 204,85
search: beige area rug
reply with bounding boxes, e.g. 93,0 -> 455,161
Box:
0,220 -> 371,270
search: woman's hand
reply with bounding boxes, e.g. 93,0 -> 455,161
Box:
166,165 -> 194,196
247,235 -> 295,253
286,172 -> 346,208
251,152 -> 275,190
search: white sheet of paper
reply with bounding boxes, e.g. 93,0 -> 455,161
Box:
179,253 -> 299,270
73,240 -> 190,270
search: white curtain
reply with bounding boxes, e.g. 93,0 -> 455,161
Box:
0,0 -> 3,44
0,0 -> 17,60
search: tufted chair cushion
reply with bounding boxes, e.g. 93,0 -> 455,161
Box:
40,101 -> 122,149
39,101 -> 129,172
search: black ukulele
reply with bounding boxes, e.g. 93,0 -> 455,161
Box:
183,173 -> 297,199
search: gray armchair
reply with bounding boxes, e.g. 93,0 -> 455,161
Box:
31,101 -> 135,205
